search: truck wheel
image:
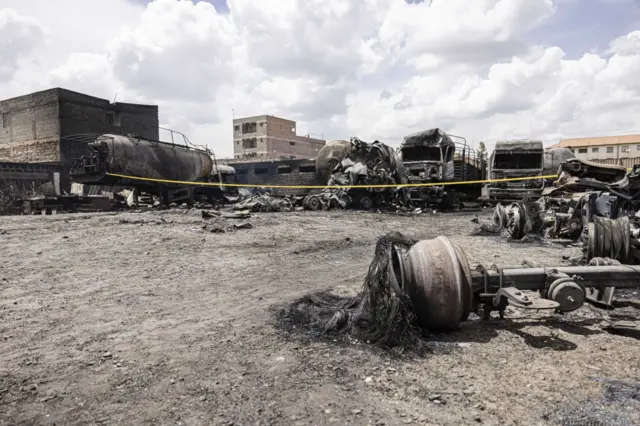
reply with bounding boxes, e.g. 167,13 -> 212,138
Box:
359,195 -> 373,210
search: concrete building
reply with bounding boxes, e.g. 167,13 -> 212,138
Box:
0,88 -> 159,165
232,115 -> 325,160
553,134 -> 640,168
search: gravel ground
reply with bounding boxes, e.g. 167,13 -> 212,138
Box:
1,209 -> 639,426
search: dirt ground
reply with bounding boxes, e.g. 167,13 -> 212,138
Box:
1,209 -> 639,426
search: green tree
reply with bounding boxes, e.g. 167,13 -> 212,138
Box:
477,141 -> 488,162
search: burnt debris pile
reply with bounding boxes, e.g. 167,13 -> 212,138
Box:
481,159 -> 640,264
276,232 -> 430,354
303,137 -> 408,212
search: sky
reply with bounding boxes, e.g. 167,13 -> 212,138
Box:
1,0 -> 640,158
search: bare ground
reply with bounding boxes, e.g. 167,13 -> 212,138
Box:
1,209 -> 639,426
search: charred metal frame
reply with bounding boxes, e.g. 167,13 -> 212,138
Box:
391,236 -> 640,332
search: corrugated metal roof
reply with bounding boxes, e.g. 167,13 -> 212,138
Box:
558,134 -> 640,147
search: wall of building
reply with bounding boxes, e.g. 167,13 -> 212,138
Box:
58,89 -> 159,140
232,115 -> 326,159
266,136 -> 325,159
571,143 -> 640,162
0,89 -> 60,163
0,88 -> 159,164
225,158 -> 320,196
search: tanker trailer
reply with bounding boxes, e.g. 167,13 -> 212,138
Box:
315,140 -> 352,184
70,134 -> 214,206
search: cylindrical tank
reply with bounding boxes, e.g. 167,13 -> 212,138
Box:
315,140 -> 351,184
543,147 -> 575,175
96,134 -> 213,182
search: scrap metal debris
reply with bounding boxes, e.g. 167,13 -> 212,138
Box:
303,137 -> 408,211
233,191 -> 298,212
480,160 -> 640,265
279,232 -> 640,352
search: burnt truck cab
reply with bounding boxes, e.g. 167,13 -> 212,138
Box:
488,140 -> 545,202
208,164 -> 239,198
400,128 -> 456,205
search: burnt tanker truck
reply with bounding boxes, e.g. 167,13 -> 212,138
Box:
486,140 -> 575,202
70,134 -> 235,205
399,128 -> 486,208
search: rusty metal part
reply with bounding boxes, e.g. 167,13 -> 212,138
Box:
391,236 -> 473,331
392,236 -> 640,331
547,277 -> 585,312
72,134 -> 213,184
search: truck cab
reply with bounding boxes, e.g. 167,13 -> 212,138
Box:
488,140 -> 544,202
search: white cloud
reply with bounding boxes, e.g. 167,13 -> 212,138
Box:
0,8 -> 47,82
1,0 -> 640,158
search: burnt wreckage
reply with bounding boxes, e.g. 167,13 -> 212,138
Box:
400,128 -> 485,208
285,232 -> 640,349
488,159 -> 640,266
304,129 -> 486,211
303,137 -> 409,211
70,133 -> 237,206
487,140 -> 576,203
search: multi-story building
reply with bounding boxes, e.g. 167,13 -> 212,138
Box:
232,115 -> 326,159
0,87 -> 159,165
553,134 -> 640,168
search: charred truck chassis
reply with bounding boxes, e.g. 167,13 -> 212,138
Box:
391,235 -> 640,331
70,134 -> 229,206
400,129 -> 485,209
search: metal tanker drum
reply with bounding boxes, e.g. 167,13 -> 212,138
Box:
98,134 -> 213,182
315,139 -> 351,184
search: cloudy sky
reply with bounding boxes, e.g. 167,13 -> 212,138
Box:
1,0 -> 640,157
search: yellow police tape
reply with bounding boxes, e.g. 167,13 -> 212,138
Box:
105,172 -> 560,190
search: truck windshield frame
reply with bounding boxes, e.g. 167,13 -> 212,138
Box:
493,152 -> 543,170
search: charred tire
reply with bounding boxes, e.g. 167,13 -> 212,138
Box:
493,204 -> 507,228
358,195 -> 374,211
391,236 -> 473,331
306,195 -> 322,211
506,202 -> 528,240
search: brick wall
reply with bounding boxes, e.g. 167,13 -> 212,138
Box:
0,88 -> 60,162
0,88 -> 159,164
59,89 -> 159,141
227,158 -> 321,196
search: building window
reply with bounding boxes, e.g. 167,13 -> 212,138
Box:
236,168 -> 248,175
254,167 -> 269,175
106,111 -> 121,126
607,147 -> 614,153
299,165 -> 316,173
578,148 -> 587,153
2,112 -> 10,128
277,166 -> 292,174
636,144 -> 640,151
242,122 -> 257,134
234,125 -> 240,131
242,138 -> 257,149
289,141 -> 295,146
621,145 -> 630,153
592,147 -> 599,153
